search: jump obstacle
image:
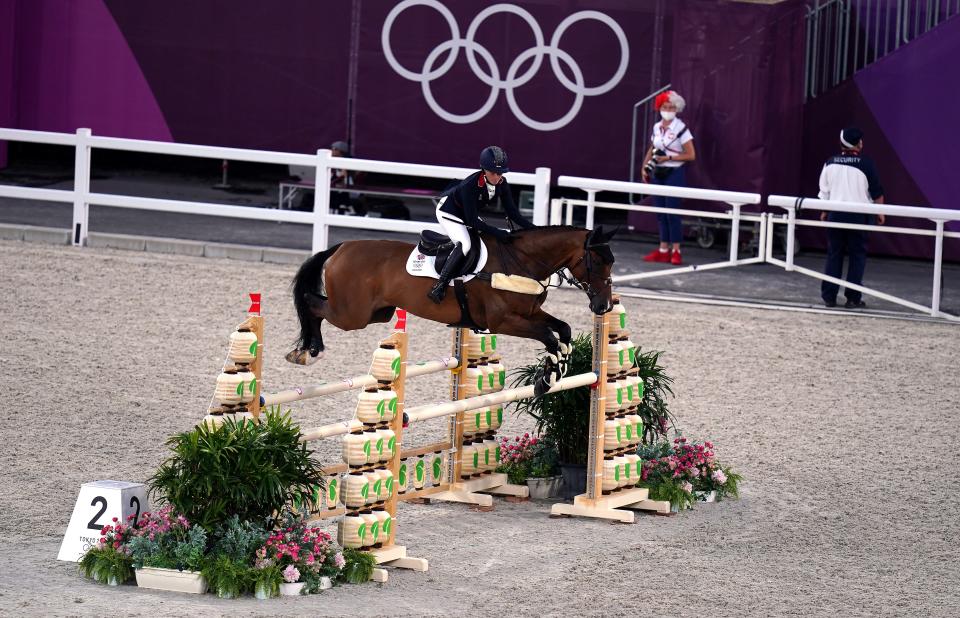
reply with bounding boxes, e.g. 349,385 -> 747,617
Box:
204,294 -> 669,580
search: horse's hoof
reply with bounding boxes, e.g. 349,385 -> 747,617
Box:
285,348 -> 323,365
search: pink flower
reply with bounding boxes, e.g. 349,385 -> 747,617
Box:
283,565 -> 301,583
712,469 -> 727,484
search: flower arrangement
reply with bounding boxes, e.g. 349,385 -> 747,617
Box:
125,504 -> 207,572
252,513 -> 345,595
496,433 -> 557,484
637,436 -> 742,510
78,517 -> 136,585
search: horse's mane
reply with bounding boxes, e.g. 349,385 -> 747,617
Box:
511,225 -> 586,236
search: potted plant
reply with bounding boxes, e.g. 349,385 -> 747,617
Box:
636,456 -> 697,513
636,436 -> 743,511
526,439 -> 561,499
148,410 -> 327,531
496,434 -> 561,499
511,335 -> 677,498
251,563 -> 283,599
127,505 -> 208,593
510,334 -> 592,498
200,516 -> 268,598
201,554 -> 251,599
78,517 -> 135,586
253,511 -> 346,596
339,547 -> 377,584
680,438 -> 742,502
633,349 -> 678,443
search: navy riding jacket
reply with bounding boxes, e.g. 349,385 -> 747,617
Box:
438,171 -> 533,239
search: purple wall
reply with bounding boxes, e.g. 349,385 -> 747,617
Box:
103,0 -> 351,153
8,0 -> 171,142
351,1 -> 659,178
800,15 -> 960,260
0,0 -> 18,167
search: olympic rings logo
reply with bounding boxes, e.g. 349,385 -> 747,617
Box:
381,0 -> 630,132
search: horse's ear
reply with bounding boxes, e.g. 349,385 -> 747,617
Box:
603,226 -> 619,241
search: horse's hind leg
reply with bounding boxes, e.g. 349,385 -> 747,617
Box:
286,294 -> 327,365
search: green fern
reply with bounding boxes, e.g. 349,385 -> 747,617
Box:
340,548 -> 376,584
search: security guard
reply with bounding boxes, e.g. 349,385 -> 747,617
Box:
818,126 -> 885,308
428,146 -> 534,303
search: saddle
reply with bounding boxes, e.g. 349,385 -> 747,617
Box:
417,229 -> 482,276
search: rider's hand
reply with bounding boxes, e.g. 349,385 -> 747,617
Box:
641,168 -> 650,183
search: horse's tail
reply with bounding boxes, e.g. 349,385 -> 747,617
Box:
292,243 -> 342,351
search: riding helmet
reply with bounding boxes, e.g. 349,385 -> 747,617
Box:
479,146 -> 509,174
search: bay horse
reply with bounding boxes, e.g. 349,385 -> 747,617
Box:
286,225 -> 616,396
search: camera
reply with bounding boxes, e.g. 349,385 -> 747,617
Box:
644,148 -> 666,178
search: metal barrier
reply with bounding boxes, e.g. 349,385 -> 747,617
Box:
805,0 -> 960,100
767,194 -> 960,319
555,175 -> 763,283
0,127 -> 552,254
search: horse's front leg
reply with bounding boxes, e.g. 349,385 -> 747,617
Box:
540,311 -> 573,377
486,312 -> 561,397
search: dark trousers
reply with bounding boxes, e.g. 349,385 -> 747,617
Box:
822,228 -> 867,303
653,165 -> 685,244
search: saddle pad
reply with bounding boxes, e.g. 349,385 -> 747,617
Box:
405,241 -> 488,284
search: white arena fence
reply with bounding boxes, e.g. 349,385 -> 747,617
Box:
767,195 -> 960,320
554,175 -> 764,283
0,127 -> 955,320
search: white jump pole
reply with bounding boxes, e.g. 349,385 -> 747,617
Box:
262,357 -> 458,406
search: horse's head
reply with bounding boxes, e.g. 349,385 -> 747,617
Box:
569,225 -> 616,315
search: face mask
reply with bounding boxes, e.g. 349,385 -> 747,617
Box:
660,110 -> 676,121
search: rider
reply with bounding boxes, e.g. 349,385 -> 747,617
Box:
428,146 -> 534,303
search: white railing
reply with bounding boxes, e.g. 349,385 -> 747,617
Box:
556,175 -> 764,282
0,127 -> 551,253
767,195 -> 960,319
2,127 -> 956,321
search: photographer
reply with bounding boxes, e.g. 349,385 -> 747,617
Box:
641,90 -> 696,265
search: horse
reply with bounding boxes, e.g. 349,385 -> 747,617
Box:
286,225 -> 616,395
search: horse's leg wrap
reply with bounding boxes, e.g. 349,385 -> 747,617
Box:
557,341 -> 572,377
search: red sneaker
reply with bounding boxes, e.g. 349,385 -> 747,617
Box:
643,249 -> 670,263
670,250 -> 683,265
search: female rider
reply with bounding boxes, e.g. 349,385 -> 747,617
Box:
428,146 -> 534,303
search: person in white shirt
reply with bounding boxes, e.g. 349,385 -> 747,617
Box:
817,126 -> 885,308
641,90 -> 696,266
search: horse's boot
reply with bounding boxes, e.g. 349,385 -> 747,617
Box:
427,244 -> 465,304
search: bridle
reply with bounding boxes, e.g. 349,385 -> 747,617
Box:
558,230 -> 614,301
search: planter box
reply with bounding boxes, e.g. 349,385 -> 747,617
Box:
526,476 -> 562,500
695,490 -> 717,503
135,567 -> 207,594
559,463 -> 586,499
280,582 -> 306,596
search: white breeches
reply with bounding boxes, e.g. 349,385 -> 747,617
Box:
436,197 -> 471,254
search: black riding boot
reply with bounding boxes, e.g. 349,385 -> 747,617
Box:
427,245 -> 465,304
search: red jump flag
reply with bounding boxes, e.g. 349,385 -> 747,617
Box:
249,293 -> 262,315
394,308 -> 407,332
